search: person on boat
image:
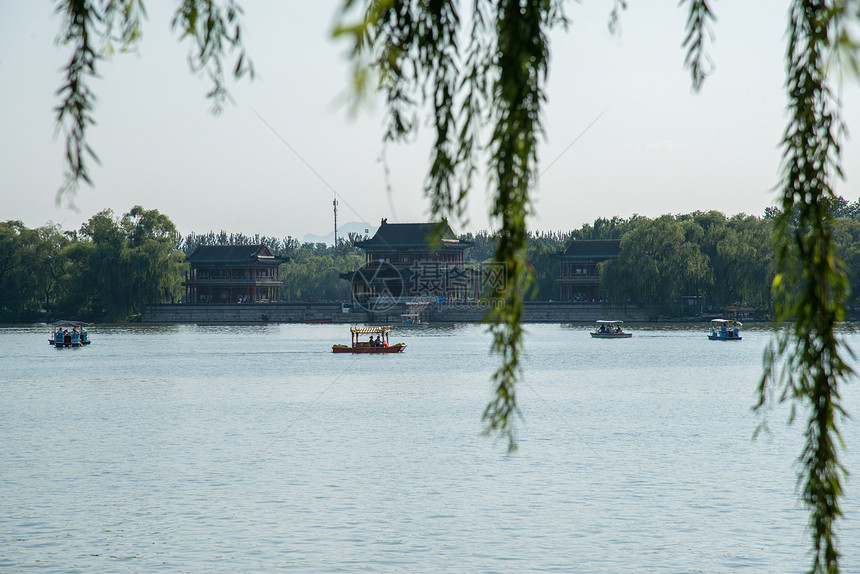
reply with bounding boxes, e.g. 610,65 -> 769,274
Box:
375,335 -> 382,347
369,335 -> 375,347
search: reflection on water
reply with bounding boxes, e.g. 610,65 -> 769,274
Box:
1,323 -> 858,573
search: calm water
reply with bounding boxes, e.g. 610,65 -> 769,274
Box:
1,322 -> 859,573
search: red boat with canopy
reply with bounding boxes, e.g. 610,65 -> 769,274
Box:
332,326 -> 406,353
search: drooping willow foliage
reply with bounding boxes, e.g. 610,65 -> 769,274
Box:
50,1 -> 859,571
335,0 -> 567,451
54,0 -> 253,204
756,2 -> 859,573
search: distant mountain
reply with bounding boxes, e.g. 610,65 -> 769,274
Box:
302,221 -> 374,245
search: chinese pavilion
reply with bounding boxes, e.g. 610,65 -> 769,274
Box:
342,218 -> 476,307
183,244 -> 287,304
555,239 -> 621,302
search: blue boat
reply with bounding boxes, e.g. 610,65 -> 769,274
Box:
49,321 -> 91,348
708,319 -> 742,341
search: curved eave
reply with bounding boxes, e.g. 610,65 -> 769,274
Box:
355,242 -> 470,250
190,257 -> 288,265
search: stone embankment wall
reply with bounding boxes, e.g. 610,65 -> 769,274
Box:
365,302 -> 657,323
142,303 -> 366,324
522,302 -> 656,323
143,302 -> 657,324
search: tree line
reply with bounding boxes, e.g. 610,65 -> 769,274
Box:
0,208 -> 372,322
3,200 -> 860,323
0,206 -> 185,323
599,204 -> 860,317
599,212 -> 774,315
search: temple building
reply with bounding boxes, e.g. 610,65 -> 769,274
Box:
342,218 -> 476,308
555,239 -> 621,302
182,244 -> 287,304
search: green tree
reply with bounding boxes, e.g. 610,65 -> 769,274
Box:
30,224 -> 72,319
180,231 -> 299,258
600,215 -> 711,315
727,214 -> 774,311
460,231 -> 497,266
281,250 -> 364,301
830,195 -> 860,220
78,209 -> 130,319
569,215 -> 642,241
121,206 -> 187,313
833,217 -> 860,312
0,221 -> 45,321
755,3 -> 857,572
56,238 -> 98,320
53,0 -> 253,202
694,212 -> 774,311
73,207 -> 185,321
591,211 -> 774,316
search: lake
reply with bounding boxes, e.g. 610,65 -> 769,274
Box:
1,322 -> 859,573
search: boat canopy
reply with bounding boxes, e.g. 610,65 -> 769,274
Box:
350,325 -> 391,334
52,320 -> 89,328
596,320 -> 623,324
711,319 -> 742,327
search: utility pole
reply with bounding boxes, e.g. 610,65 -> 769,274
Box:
333,196 -> 338,250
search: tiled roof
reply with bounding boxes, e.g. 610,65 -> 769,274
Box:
560,239 -> 621,259
356,219 -> 471,249
188,244 -> 286,263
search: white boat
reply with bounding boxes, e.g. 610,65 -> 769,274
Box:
590,320 -> 632,339
708,319 -> 742,341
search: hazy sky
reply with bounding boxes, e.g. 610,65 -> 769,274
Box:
1,1 -> 858,240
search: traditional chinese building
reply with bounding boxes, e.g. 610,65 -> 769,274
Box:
183,244 -> 287,304
555,239 -> 621,302
342,218 -> 476,308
